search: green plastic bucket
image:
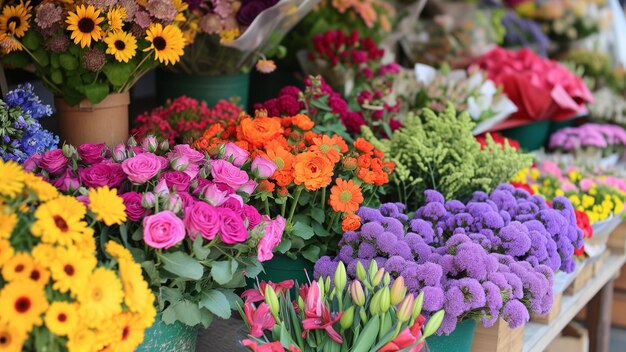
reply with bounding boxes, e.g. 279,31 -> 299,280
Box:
156,70 -> 250,110
425,319 -> 477,352
136,314 -> 199,352
247,254 -> 314,289
501,120 -> 551,151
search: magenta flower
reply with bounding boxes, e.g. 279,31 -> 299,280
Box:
243,302 -> 276,337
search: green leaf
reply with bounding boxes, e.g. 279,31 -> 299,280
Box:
32,48 -> 49,67
199,308 -> 214,328
274,239 -> 291,253
103,62 -> 133,86
291,221 -> 315,240
59,53 -> 78,71
301,246 -> 320,262
199,290 -> 231,319
211,260 -> 234,285
193,235 -> 211,260
351,317 -> 380,352
83,82 -> 109,104
219,289 -> 243,310
161,286 -> 183,303
158,251 -> 204,280
51,69 -> 63,85
2,51 -> 30,68
297,191 -> 311,206
162,300 -> 203,326
245,259 -> 263,278
50,53 -> 60,68
310,208 -> 325,224
22,30 -> 41,50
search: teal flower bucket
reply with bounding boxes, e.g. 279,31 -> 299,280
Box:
425,319 -> 477,352
135,314 -> 199,352
246,254 -> 314,290
501,120 -> 551,151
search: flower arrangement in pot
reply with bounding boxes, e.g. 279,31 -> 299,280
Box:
0,159 -> 156,351
0,0 -> 187,146
25,137 -> 287,338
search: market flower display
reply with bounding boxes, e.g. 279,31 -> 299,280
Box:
549,123 -> 626,157
0,159 -> 155,351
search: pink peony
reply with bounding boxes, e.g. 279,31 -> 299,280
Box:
223,142 -> 250,167
184,202 -> 220,240
251,156 -> 277,179
40,149 -> 68,175
77,143 -> 108,164
217,208 -> 248,244
256,215 -> 285,262
143,210 -> 185,248
211,159 -> 250,190
122,153 -> 166,184
121,192 -> 150,222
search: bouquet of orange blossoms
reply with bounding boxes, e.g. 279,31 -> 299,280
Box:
193,112 -> 394,261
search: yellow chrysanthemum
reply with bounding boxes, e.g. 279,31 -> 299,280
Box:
118,257 -> 153,313
31,243 -> 56,266
24,173 -> 58,202
137,301 -> 156,328
1,252 -> 34,282
105,312 -> 147,351
144,23 -> 185,65
104,30 -> 137,63
106,6 -> 126,31
0,159 -> 25,198
31,195 -> 90,245
0,320 -> 26,352
78,268 -> 124,326
45,301 -> 79,336
105,241 -> 133,261
67,325 -> 107,352
0,280 -> 49,333
49,246 -> 96,295
88,186 -> 127,226
66,4 -> 104,48
0,211 -> 17,240
0,1 -> 32,38
74,235 -> 96,258
0,239 -> 14,268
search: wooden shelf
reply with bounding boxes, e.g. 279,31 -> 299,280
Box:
523,254 -> 626,352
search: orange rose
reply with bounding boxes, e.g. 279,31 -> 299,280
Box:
294,152 -> 334,190
374,172 -> 389,186
342,213 -> 362,232
304,131 -> 318,144
354,138 -> 375,154
238,116 -> 284,149
357,168 -> 377,184
292,114 -> 315,131
274,171 -> 295,187
358,154 -> 372,168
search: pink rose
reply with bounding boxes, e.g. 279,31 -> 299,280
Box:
183,163 -> 199,180
164,194 -> 183,213
23,152 -> 42,172
193,178 -> 212,196
78,143 -> 108,164
112,144 -> 127,162
142,136 -> 158,153
223,142 -> 250,167
53,169 -> 80,192
178,192 -> 196,211
143,210 -> 185,249
122,153 -> 166,184
121,192 -> 150,222
239,180 -> 257,195
243,204 -> 261,229
170,144 -> 205,164
79,163 -> 126,188
154,179 -> 170,197
211,159 -> 250,190
142,192 -> 156,208
220,195 -> 244,215
159,171 -> 192,192
202,182 -> 230,206
251,156 -> 277,179
184,202 -> 220,240
40,149 -> 68,175
257,215 -> 286,262
218,208 -> 248,244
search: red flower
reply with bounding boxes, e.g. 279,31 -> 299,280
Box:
476,132 -> 520,151
510,182 -> 535,195
378,315 -> 426,352
243,302 -> 276,337
241,280 -> 295,303
575,210 -> 593,239
242,340 -> 285,352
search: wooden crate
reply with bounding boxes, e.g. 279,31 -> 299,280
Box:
470,317 -> 523,352
608,221 -> 626,254
592,250 -> 610,277
531,292 -> 563,324
565,260 -> 594,295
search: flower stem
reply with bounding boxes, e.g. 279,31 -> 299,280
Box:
287,186 -> 303,223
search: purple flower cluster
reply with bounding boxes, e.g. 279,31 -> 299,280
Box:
549,123 -> 626,151
315,185 -> 582,334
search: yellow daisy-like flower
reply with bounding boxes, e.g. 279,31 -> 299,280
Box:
66,4 -> 104,48
172,0 -> 188,22
0,31 -> 22,53
74,234 -> 96,258
0,159 -> 25,198
106,6 -> 126,31
67,325 -> 106,352
0,280 -> 49,333
219,28 -> 240,44
23,173 -> 58,202
118,257 -> 153,313
31,243 -> 56,266
137,301 -> 156,329
45,301 -> 79,336
1,252 -> 34,282
31,195 -> 90,245
0,1 -> 32,38
105,312 -> 148,351
0,320 -> 26,352
49,246 -> 96,295
105,241 -> 133,261
0,211 -> 17,240
104,30 -> 137,63
78,267 -> 124,326
27,262 -> 50,287
144,23 -> 185,65
0,239 -> 14,268
88,186 -> 127,226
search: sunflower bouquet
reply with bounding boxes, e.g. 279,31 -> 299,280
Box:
193,111 -> 394,262
25,137 -> 286,327
0,0 -> 187,105
0,159 -> 156,351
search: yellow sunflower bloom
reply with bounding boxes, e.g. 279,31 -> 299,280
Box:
144,23 -> 185,65
0,320 -> 26,352
0,211 -> 17,240
78,267 -> 124,326
0,32 -> 22,53
1,252 -> 34,282
106,6 -> 126,31
0,159 -> 25,198
49,246 -> 96,295
31,195 -> 90,245
74,234 -> 96,258
45,301 -> 79,336
66,4 -> 104,48
0,239 -> 14,268
0,1 -> 32,38
23,173 -> 58,202
0,280 -> 49,333
106,312 -> 148,351
88,186 -> 127,226
104,30 -> 137,63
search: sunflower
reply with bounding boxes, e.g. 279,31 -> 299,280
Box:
0,1 -> 32,38
329,179 -> 364,213
0,212 -> 17,240
45,301 -> 78,336
0,31 -> 22,53
117,257 -> 153,313
49,246 -> 95,295
104,30 -> 136,63
1,252 -> 34,282
0,239 -> 14,268
66,4 -> 104,48
0,159 -> 25,198
0,321 -> 26,352
88,186 -> 127,226
31,195 -> 90,245
23,173 -> 58,202
144,23 -> 185,65
78,267 -> 123,326
106,6 -> 126,32
105,312 -> 147,351
0,280 -> 49,333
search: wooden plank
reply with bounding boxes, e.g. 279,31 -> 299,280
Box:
471,317 -> 523,352
610,291 -> 626,327
615,267 -> 626,291
531,293 -> 562,324
587,279 -> 615,352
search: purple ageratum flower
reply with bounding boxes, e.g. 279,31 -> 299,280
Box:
502,299 -> 530,329
445,199 -> 466,214
314,256 -> 337,279
502,272 -> 524,300
379,203 -> 408,221
452,243 -> 489,281
360,221 -> 385,241
481,281 -> 504,328
416,262 -> 444,287
391,241 -> 413,260
424,190 -> 445,204
358,242 -> 377,259
375,232 -> 398,255
416,202 -> 448,222
338,245 -> 355,263
409,219 -> 436,244
357,207 -> 384,223
438,312 -> 460,335
340,231 -> 359,245
384,256 -> 407,276
380,217 -> 405,238
499,221 -> 532,257
422,286 -> 445,311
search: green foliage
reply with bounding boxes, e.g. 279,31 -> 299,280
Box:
364,105 -> 533,208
